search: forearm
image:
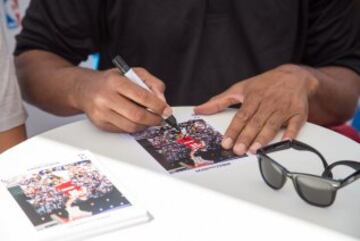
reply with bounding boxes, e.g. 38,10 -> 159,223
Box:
15,50 -> 101,116
304,66 -> 360,126
0,124 -> 26,153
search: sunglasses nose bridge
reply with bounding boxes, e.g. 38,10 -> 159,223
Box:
285,172 -> 294,179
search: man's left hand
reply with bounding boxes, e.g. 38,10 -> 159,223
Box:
194,64 -> 319,155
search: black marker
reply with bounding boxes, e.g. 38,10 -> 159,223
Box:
112,55 -> 181,132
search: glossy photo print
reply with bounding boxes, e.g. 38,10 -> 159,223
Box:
2,160 -> 131,230
133,119 -> 242,174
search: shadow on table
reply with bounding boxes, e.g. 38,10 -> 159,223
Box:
41,116 -> 360,240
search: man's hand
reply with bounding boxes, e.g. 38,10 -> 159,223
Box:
73,68 -> 172,133
194,64 -> 319,155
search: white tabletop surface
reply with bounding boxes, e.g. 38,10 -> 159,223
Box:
1,107 -> 359,241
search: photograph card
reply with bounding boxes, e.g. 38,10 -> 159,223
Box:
133,119 -> 242,174
1,156 -> 131,231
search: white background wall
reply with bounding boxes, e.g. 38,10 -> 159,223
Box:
2,0 -> 86,136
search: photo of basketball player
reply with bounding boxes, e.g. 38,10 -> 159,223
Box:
2,160 -> 131,230
133,119 -> 242,173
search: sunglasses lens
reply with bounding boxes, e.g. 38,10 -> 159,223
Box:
295,175 -> 336,206
259,156 -> 286,189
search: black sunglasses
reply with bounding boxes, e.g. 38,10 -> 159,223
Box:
256,140 -> 360,207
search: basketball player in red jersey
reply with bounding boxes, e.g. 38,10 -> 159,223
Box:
176,133 -> 214,169
51,174 -> 91,223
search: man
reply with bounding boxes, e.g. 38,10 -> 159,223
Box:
0,8 -> 26,153
14,0 -> 360,155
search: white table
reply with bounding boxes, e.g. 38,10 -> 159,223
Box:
1,107 -> 359,241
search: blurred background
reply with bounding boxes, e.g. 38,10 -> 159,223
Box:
1,0 -> 360,137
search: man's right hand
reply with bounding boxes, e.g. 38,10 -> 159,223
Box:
74,67 -> 172,133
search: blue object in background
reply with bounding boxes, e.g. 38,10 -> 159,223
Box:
90,53 -> 100,70
352,105 -> 360,131
4,0 -> 22,29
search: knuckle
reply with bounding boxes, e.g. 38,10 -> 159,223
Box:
131,109 -> 146,123
93,94 -> 107,108
234,110 -> 250,123
267,119 -> 280,132
157,81 -> 166,92
135,89 -> 150,102
250,116 -> 263,130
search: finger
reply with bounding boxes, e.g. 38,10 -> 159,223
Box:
282,114 -> 306,140
134,67 -> 167,101
232,103 -> 274,155
194,92 -> 243,115
222,95 -> 261,151
249,112 -> 284,154
108,93 -> 162,126
104,109 -> 147,133
116,77 -> 171,118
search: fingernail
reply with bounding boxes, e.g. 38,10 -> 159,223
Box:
162,106 -> 173,119
222,137 -> 234,149
249,142 -> 262,154
234,143 -> 246,156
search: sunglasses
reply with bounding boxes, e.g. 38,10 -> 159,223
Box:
256,140 -> 360,207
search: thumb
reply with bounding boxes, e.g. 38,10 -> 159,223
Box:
194,92 -> 243,115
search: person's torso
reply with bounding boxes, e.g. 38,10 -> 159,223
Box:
97,0 -> 306,105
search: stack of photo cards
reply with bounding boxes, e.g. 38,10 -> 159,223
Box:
0,151 -> 151,241
133,118 -> 245,174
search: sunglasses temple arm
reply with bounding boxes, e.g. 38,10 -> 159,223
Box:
259,140 -> 291,154
258,140 -> 329,173
322,161 -> 360,186
340,170 -> 360,188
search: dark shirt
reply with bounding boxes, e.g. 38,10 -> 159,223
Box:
15,0 -> 360,106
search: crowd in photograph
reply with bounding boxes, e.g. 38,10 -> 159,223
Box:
133,119 -> 224,163
12,160 -> 114,215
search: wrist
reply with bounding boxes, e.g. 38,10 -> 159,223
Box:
69,77 -> 84,112
277,64 -> 320,98
68,67 -> 102,113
